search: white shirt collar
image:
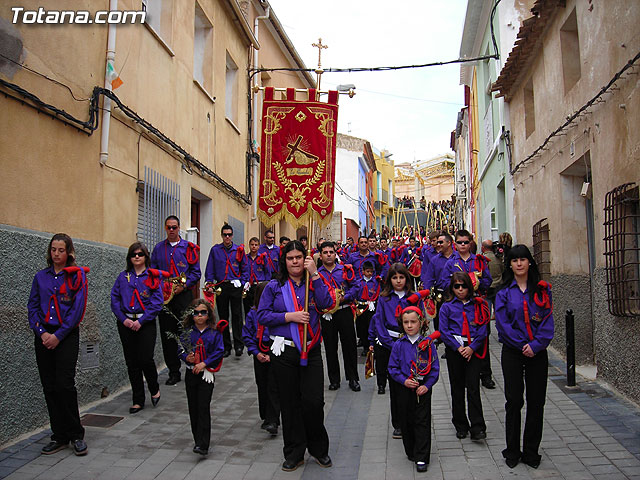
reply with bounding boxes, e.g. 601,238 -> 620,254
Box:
407,334 -> 420,344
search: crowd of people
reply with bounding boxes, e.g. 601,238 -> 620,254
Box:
28,220 -> 552,473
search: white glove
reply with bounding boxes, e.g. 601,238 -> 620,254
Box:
243,282 -> 250,292
271,336 -> 285,356
322,313 -> 333,321
231,279 -> 242,288
368,301 -> 375,312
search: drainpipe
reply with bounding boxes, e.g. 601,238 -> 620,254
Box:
100,0 -> 118,165
251,4 -> 270,219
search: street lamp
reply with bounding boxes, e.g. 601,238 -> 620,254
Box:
336,84 -> 356,98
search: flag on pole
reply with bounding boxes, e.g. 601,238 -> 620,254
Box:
258,87 -> 338,229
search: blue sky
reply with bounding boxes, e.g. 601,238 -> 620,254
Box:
267,0 -> 468,163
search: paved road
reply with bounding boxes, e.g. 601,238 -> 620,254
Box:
1,331 -> 639,479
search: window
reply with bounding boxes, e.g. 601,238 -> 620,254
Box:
532,218 -> 551,280
137,166 -> 180,249
604,183 -> 640,317
142,0 -> 173,50
524,78 -> 535,138
193,3 -> 213,96
560,8 -> 581,93
490,208 -> 498,238
225,52 -> 238,125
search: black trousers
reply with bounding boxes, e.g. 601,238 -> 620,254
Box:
356,309 -> 374,350
117,320 -> 159,406
158,289 -> 192,377
242,284 -> 257,320
479,322 -> 493,380
374,343 -> 401,429
321,307 -> 359,384
271,346 -> 329,463
501,345 -> 548,463
216,282 -> 244,352
185,369 -> 215,449
253,355 -> 280,425
34,327 -> 85,443
445,347 -> 486,435
397,386 -> 432,463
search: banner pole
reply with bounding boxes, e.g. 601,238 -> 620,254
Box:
303,216 -> 312,357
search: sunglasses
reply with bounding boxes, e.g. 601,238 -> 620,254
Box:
456,240 -> 470,245
437,240 -> 445,244
166,225 -> 179,230
453,284 -> 467,290
266,236 -> 275,239
222,233 -> 233,237
130,252 -> 146,258
193,310 -> 209,316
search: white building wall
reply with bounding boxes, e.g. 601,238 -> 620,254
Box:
334,147 -> 360,223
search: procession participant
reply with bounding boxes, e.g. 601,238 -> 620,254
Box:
279,236 -> 290,248
111,242 -> 164,413
439,272 -> 489,441
242,281 -> 280,435
421,232 -> 439,271
151,215 -> 202,385
349,261 -> 381,356
317,241 -> 359,392
437,230 -> 492,294
367,235 -> 378,254
258,240 -> 335,472
179,299 -> 225,456
378,237 -> 392,264
495,245 -> 554,470
242,237 -> 269,318
28,233 -> 89,456
405,237 -> 422,289
388,307 -> 440,473
298,235 -> 308,251
421,232 -> 454,333
346,235 -> 384,280
368,263 -> 428,439
258,230 -> 279,279
479,239 -> 503,389
204,224 -> 246,357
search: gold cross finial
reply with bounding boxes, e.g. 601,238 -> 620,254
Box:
312,38 -> 328,69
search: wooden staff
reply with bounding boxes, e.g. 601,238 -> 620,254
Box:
302,216 -> 313,357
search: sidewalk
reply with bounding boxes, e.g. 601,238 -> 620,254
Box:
1,331 -> 639,479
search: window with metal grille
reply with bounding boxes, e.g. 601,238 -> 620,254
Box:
137,166 -> 181,250
532,218 -> 551,280
604,183 -> 640,317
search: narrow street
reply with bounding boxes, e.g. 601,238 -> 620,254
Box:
2,330 -> 639,480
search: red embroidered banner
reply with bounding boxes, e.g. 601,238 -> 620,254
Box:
258,87 -> 338,228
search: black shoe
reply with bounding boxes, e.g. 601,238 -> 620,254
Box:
165,375 -> 181,386
193,445 -> 208,456
349,380 -> 361,392
392,428 -> 402,439
505,458 -> 519,469
282,459 -> 304,471
41,440 -> 68,455
151,393 -> 161,407
470,431 -> 487,441
416,461 -> 428,472
223,350 -> 231,358
129,405 -> 144,414
522,457 -> 541,469
260,420 -> 269,430
265,423 -> 278,435
378,386 -> 385,394
441,352 -> 446,359
328,383 -> 340,391
314,455 -> 332,468
456,430 -> 468,439
481,377 -> 496,389
235,348 -> 243,357
72,439 -> 88,456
